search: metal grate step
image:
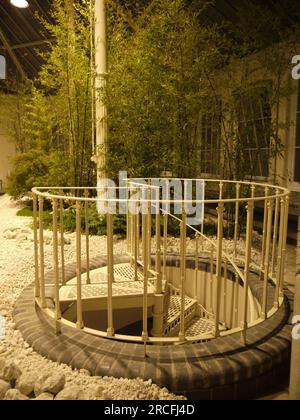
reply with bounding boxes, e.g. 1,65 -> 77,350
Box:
163,294 -> 198,337
185,316 -> 215,336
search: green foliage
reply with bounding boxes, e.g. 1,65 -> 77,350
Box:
106,0 -> 218,179
6,0 -> 94,199
17,207 -> 34,218
62,204 -> 127,236
17,201 -> 127,236
5,0 -> 299,207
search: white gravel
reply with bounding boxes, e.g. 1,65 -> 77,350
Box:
0,195 -> 185,400
0,194 -> 296,400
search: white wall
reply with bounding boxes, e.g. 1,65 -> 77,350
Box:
0,120 -> 15,192
0,95 -> 16,192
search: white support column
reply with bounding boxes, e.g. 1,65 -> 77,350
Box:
94,0 -> 108,181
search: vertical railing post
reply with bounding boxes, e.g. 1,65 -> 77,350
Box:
59,191 -> 65,286
274,197 -> 285,308
219,182 -> 224,200
234,273 -> 239,328
76,200 -> 84,330
271,189 -> 280,278
152,187 -> 164,337
162,179 -> 169,281
84,189 -> 90,285
107,206 -> 114,337
52,198 -> 61,334
33,193 -> 40,299
210,244 -> 214,313
155,187 -> 162,294
223,259 -> 228,326
261,187 -> 269,278
142,188 -> 149,343
262,199 -> 274,320
195,233 -> 199,300
126,180 -> 130,253
131,190 -> 135,262
279,196 -> 289,298
134,197 -> 139,281
179,205 -> 187,342
39,196 -> 46,308
148,182 -> 152,269
215,201 -> 224,337
201,181 -> 205,251
234,183 -> 241,258
136,197 -> 140,262
241,195 -> 254,344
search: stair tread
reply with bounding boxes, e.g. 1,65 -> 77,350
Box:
185,316 -> 215,336
166,295 -> 197,323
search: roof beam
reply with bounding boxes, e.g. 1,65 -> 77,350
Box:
11,38 -> 54,50
0,28 -> 26,80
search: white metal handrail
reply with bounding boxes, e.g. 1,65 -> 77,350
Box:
31,178 -> 290,345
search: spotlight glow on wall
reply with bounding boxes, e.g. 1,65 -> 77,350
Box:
10,0 -> 29,8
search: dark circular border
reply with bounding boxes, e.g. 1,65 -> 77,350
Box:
13,255 -> 294,400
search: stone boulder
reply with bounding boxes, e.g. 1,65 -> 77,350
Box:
4,389 -> 29,400
55,386 -> 91,401
0,380 -> 10,400
16,371 -> 40,396
35,393 -> 54,401
0,358 -> 22,385
34,372 -> 66,397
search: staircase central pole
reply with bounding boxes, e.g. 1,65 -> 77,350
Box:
94,0 -> 108,182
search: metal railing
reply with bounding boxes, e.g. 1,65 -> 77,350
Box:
32,178 -> 290,345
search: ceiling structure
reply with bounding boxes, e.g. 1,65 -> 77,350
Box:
0,0 -> 300,81
0,0 -> 53,80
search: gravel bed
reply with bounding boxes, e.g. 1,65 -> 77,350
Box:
0,195 -> 185,401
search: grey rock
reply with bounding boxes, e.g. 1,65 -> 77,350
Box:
17,371 -> 39,396
35,392 -> 54,401
34,372 -> 66,396
4,389 -> 29,400
0,358 -> 22,384
55,386 -> 91,401
0,380 -> 10,400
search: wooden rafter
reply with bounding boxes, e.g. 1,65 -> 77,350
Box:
0,28 -> 26,80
